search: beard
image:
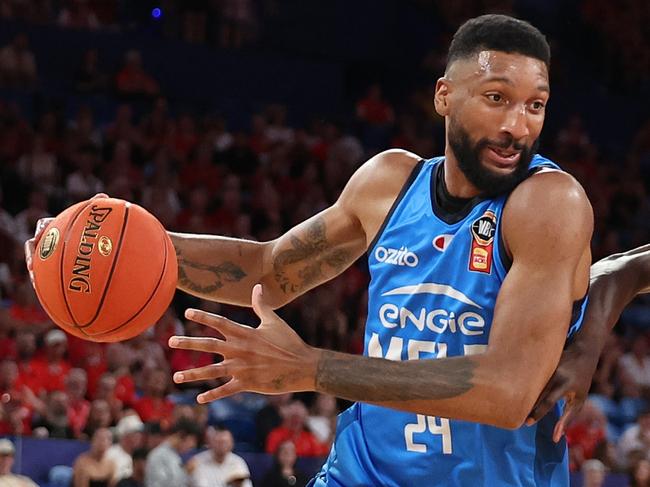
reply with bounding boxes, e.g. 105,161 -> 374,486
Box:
448,118 -> 539,198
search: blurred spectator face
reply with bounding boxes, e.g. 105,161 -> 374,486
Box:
208,428 -> 234,459
314,394 -> 337,417
582,459 -> 606,487
91,427 -> 113,456
96,374 -> 116,399
122,430 -> 144,452
0,360 -> 18,389
277,440 -> 296,469
50,391 -> 69,416
0,450 -> 14,475
45,339 -> 67,362
284,401 -> 308,432
145,370 -> 168,397
15,330 -> 35,359
88,399 -> 111,427
178,434 -> 198,454
639,411 -> 650,434
65,369 -> 87,400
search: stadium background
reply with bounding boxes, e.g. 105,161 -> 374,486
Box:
0,0 -> 649,485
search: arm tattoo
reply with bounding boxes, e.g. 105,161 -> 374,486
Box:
315,351 -> 477,402
273,217 -> 352,294
176,248 -> 247,295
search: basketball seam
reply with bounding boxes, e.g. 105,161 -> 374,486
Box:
58,200 -> 95,334
88,221 -> 171,339
77,205 -> 130,329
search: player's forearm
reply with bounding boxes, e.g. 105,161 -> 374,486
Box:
170,232 -> 275,307
572,245 -> 650,356
314,350 -> 529,429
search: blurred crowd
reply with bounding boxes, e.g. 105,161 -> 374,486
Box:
0,0 -> 649,486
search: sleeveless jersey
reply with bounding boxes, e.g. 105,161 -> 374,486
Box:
310,154 -> 588,487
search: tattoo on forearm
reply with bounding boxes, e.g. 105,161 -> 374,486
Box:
315,351 -> 477,402
176,248 -> 247,295
273,217 -> 352,294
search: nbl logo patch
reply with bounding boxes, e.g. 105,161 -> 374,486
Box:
468,210 -> 496,274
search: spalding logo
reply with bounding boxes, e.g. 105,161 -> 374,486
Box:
98,236 -> 113,256
39,227 -> 60,260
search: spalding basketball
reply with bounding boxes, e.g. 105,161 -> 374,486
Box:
33,198 -> 177,342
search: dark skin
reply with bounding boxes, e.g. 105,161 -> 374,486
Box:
166,51 -> 594,430
527,244 -> 650,441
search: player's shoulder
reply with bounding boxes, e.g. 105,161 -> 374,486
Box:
508,159 -> 591,217
503,159 -> 593,251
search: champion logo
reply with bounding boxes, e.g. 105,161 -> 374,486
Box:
374,246 -> 419,267
432,234 -> 454,252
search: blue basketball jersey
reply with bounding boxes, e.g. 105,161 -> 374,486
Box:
310,154 -> 588,487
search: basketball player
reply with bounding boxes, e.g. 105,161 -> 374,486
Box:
165,15 -> 597,486
22,14 -> 616,487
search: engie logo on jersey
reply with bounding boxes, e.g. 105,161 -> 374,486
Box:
375,246 -> 419,267
468,210 -> 496,274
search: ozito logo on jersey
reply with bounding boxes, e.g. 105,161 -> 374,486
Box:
468,210 -> 496,274
374,246 -> 419,267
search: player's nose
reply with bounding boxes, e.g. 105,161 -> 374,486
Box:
500,105 -> 530,141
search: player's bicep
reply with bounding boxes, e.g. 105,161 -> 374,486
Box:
265,202 -> 367,298
486,171 -> 593,411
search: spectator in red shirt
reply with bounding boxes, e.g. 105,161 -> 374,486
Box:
115,50 -> 159,98
0,360 -> 41,435
266,400 -> 328,457
355,84 -> 394,126
29,329 -> 72,395
66,368 -> 91,438
134,369 -> 174,427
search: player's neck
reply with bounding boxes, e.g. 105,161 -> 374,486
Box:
442,148 -> 481,199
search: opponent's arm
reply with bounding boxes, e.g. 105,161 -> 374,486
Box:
170,149 -> 419,308
171,172 -> 593,429
527,243 -> 650,430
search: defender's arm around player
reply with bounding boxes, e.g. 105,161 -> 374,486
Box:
528,244 -> 650,440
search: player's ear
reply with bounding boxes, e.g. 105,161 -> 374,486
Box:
434,77 -> 451,117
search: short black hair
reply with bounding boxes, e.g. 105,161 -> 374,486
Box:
447,14 -> 550,70
170,417 -> 203,441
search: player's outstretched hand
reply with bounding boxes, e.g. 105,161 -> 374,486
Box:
169,284 -> 320,403
24,193 -> 109,286
526,343 -> 595,442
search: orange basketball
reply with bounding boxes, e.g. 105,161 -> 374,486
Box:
32,198 -> 177,342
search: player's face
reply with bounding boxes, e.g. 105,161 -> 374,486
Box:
436,51 -> 549,196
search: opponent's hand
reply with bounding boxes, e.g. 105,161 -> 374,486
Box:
24,193 -> 109,286
169,284 -> 320,403
526,343 -> 599,442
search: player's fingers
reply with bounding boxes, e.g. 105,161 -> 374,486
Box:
553,404 -> 575,443
526,376 -> 567,425
173,362 -> 230,384
184,308 -> 251,337
168,335 -> 237,355
91,193 -> 109,200
196,379 -> 242,404
24,238 -> 35,275
251,284 -> 277,323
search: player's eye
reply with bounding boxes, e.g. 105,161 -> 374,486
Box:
530,101 -> 546,111
485,93 -> 503,103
